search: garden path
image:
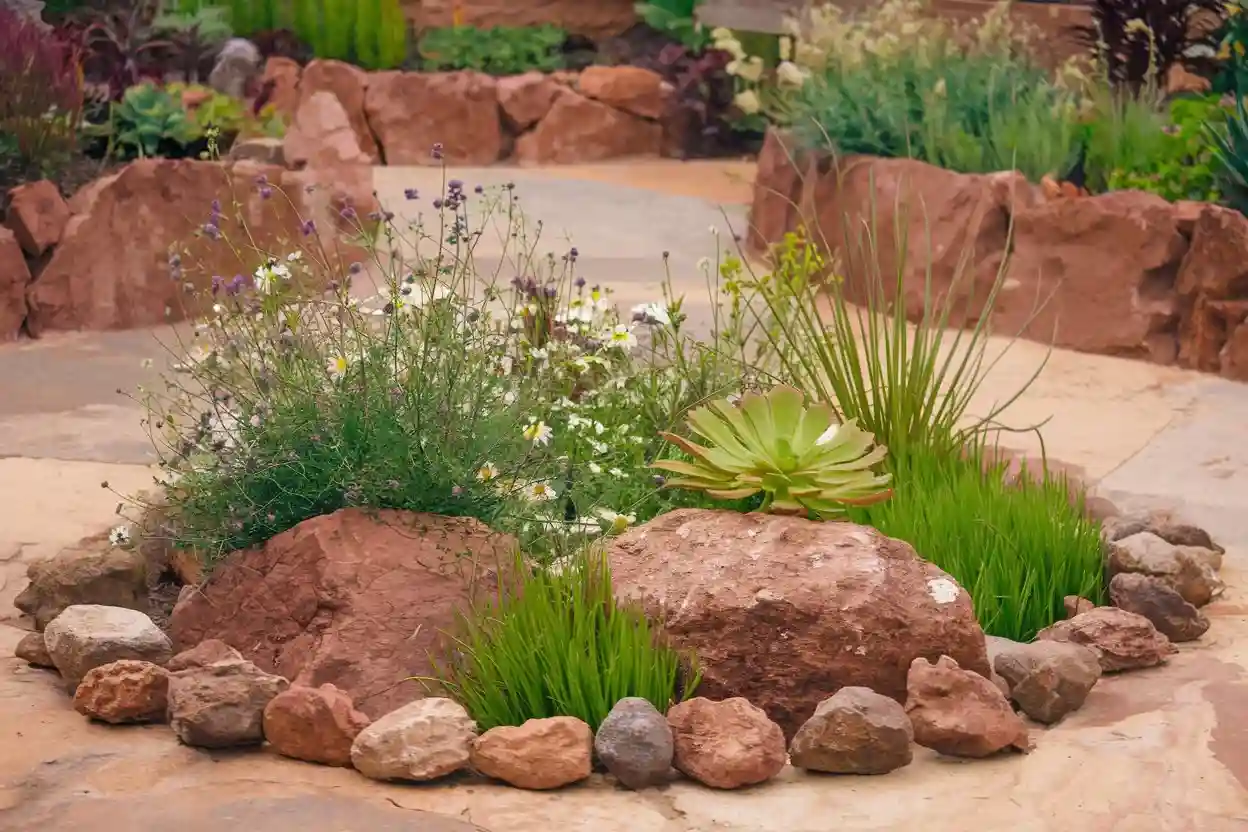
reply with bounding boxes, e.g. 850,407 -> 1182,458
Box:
0,161 -> 1245,831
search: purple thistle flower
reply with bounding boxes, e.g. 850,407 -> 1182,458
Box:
300,219 -> 316,236
202,222 -> 221,240
210,198 -> 221,213
570,246 -> 579,259
340,205 -> 357,221
226,274 -> 247,295
574,276 -> 586,288
259,186 -> 273,200
432,198 -> 443,209
474,184 -> 484,194
448,179 -> 463,191
404,188 -> 419,200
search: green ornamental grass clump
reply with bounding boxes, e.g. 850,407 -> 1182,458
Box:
431,549 -> 698,732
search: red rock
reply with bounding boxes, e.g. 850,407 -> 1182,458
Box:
1177,205 -> 1248,300
168,508 -> 513,719
496,72 -> 560,131
25,159 -> 334,334
15,632 -> 53,667
0,227 -> 30,340
667,697 -> 786,789
1036,607 -> 1176,672
413,0 -> 636,38
6,179 -> 70,256
470,716 -> 592,790
1064,595 -> 1096,618
576,65 -> 668,119
905,656 -> 1030,757
1109,572 -> 1210,643
73,659 -> 170,724
365,71 -> 501,165
263,683 -> 371,766
1166,63 -> 1211,95
990,639 -> 1102,724
1225,316 -> 1248,381
297,59 -> 378,162
166,638 -> 243,672
260,56 -> 301,119
284,91 -> 371,169
788,687 -> 914,774
609,510 -> 990,740
515,89 -> 662,164
746,128 -> 809,254
168,659 -> 289,748
14,532 -> 148,630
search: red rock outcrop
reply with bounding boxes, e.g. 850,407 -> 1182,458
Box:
364,70 -> 502,165
747,129 -> 1248,380
168,508 -> 515,719
297,59 -> 379,162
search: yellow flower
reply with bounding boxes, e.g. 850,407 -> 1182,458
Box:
734,89 -> 761,115
779,36 -> 792,61
326,355 -> 348,380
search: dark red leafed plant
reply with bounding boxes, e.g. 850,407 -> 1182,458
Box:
0,6 -> 86,177
1075,0 -> 1225,92
77,0 -> 170,99
640,43 -> 745,158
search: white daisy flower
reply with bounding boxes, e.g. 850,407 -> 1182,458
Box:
476,462 -> 499,482
327,355 -> 349,380
523,420 -> 553,446
526,481 -> 558,502
108,525 -> 132,547
607,325 -> 637,351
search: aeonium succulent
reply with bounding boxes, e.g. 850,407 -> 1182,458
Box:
653,385 -> 893,516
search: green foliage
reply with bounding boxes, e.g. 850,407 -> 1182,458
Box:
1207,92 -> 1248,214
431,549 -> 698,732
417,25 -> 567,75
1214,1 -> 1248,95
1104,96 -> 1226,202
180,0 -> 409,69
165,82 -> 286,140
790,46 -> 1080,181
95,83 -> 199,159
635,0 -> 708,53
654,386 -> 893,516
847,443 -> 1104,642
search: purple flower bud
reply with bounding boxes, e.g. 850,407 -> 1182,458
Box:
432,198 -> 444,209
383,210 -> 395,222
653,475 -> 666,487
474,184 -> 484,194
543,286 -> 557,298
226,274 -> 246,295
255,174 -> 268,186
340,206 -> 357,220
259,186 -> 273,200
574,276 -> 586,288
211,275 -> 224,294
349,261 -> 363,275
448,179 -> 463,192
368,211 -> 382,221
210,198 -> 221,213
168,253 -> 181,268
569,247 -> 579,259
404,188 -> 419,200
431,142 -> 444,160
300,219 -> 316,236
202,222 -> 220,240
510,276 -> 522,288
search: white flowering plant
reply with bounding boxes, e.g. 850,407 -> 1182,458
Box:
139,171 -> 742,565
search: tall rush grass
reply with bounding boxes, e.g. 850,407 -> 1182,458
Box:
430,549 -> 699,732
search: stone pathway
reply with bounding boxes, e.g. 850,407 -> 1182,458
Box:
0,161 -> 1246,830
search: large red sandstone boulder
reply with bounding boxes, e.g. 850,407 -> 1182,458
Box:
747,129 -> 812,253
284,91 -> 371,169
297,59 -> 378,162
1007,190 -> 1187,362
496,72 -> 561,131
1174,205 -> 1248,379
261,56 -> 302,120
7,179 -> 71,256
516,89 -> 662,164
25,159 -> 368,334
0,227 -> 30,340
365,71 -> 501,165
608,509 -> 990,739
168,508 -> 515,719
414,0 -> 636,37
576,65 -> 668,119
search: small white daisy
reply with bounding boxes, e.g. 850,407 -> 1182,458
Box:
523,420 -> 553,446
476,462 -> 499,482
527,481 -> 558,502
108,525 -> 132,547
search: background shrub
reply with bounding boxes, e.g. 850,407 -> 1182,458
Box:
416,25 -> 568,75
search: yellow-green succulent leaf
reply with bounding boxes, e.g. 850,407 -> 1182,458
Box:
706,486 -> 761,500
766,385 -> 805,440
685,407 -> 753,458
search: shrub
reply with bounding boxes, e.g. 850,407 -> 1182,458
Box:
779,0 -> 1083,182
846,442 -> 1104,642
172,0 -> 408,69
1100,94 -> 1225,202
142,174 -> 737,564
416,25 -> 567,75
636,0 -> 709,53
1214,0 -> 1248,94
431,548 -> 698,732
89,82 -> 200,159
1207,91 -> 1248,213
0,6 -> 85,182
1076,0 -> 1224,93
